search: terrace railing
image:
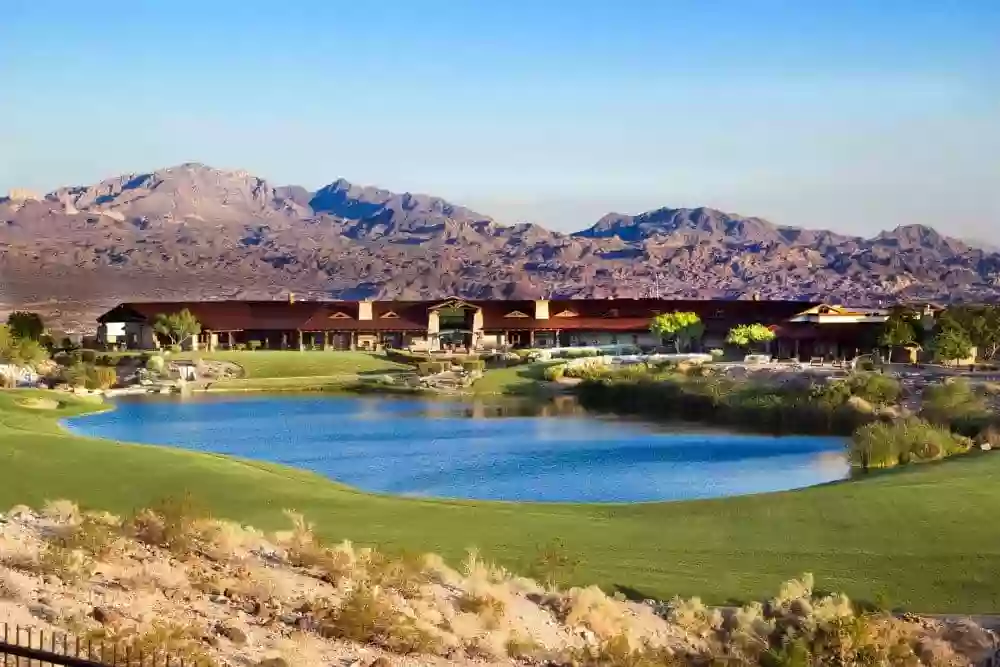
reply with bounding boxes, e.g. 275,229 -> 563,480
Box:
0,623 -> 207,667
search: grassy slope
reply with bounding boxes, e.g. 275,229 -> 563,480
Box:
1,389 -> 999,612
473,362 -> 558,395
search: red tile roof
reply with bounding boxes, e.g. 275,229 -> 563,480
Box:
99,298 -> 824,333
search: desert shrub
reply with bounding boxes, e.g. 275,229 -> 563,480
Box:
30,545 -> 95,583
457,591 -> 506,619
564,585 -> 635,640
562,348 -> 600,359
52,515 -> 122,558
128,494 -> 209,556
280,509 -> 323,563
361,548 -> 430,598
570,634 -> 679,667
0,569 -> 32,600
146,355 -> 165,372
61,362 -> 91,387
41,498 -> 81,523
505,632 -> 545,660
846,373 -> 901,404
543,363 -> 567,381
564,361 -> 612,380
248,340 -> 262,351
92,365 -> 118,389
316,584 -> 440,654
87,621 -> 217,667
80,349 -> 97,364
849,419 -> 970,469
461,359 -> 485,372
921,379 -> 989,430
0,373 -> 15,388
709,348 -> 725,360
527,539 -> 580,588
119,560 -> 191,593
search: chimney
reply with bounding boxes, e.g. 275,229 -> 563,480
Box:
288,293 -> 296,305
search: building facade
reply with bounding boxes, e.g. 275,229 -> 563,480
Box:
96,297 -> 888,360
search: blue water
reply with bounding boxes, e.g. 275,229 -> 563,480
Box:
63,395 -> 849,503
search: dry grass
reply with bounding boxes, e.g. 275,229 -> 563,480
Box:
127,494 -> 208,556
4,543 -> 95,584
0,567 -> 32,600
52,514 -> 124,558
315,583 -> 441,655
3,499 -> 998,666
86,621 -> 217,667
41,498 -> 82,524
117,560 -> 190,594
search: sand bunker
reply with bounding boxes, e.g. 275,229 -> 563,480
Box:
16,397 -> 60,410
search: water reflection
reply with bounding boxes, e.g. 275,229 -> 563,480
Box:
64,394 -> 849,503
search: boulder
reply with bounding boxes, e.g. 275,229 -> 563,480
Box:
216,623 -> 248,645
256,660 -> 289,667
91,606 -> 123,625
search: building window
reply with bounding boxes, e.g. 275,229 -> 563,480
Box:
505,310 -> 530,318
329,311 -> 352,320
381,311 -> 399,319
554,309 -> 579,318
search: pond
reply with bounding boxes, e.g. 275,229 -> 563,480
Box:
63,394 -> 849,503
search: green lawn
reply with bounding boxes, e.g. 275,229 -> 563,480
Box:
2,389 -> 1000,612
473,362 -> 558,395
176,350 -> 408,379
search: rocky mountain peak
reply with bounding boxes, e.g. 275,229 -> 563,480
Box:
2,163 -> 998,331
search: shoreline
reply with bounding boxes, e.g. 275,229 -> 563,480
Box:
59,392 -> 852,505
4,387 -> 1000,611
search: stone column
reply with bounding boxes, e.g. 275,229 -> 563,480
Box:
297,330 -> 304,351
228,332 -> 234,350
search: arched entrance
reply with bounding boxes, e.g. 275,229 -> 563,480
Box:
429,299 -> 482,352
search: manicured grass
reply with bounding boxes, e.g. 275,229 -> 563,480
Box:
176,350 -> 408,379
2,389 -> 1000,612
473,362 -> 558,395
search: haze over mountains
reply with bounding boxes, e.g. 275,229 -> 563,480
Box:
2,163 -> 999,330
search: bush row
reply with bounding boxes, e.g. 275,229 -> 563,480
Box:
576,375 -> 877,436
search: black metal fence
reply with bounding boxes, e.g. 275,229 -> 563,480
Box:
0,623 -> 205,667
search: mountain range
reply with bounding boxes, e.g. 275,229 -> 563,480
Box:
1,162 -> 998,330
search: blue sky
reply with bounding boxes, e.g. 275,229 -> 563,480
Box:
1,0 -> 997,239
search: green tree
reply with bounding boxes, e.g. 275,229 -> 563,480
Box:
152,309 -> 202,348
649,312 -> 704,352
6,311 -> 45,341
941,305 -> 1000,361
931,326 -> 973,365
0,325 -> 11,357
725,323 -> 776,352
878,307 -> 917,359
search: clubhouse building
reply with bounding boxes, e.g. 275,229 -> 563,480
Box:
97,297 -> 891,361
